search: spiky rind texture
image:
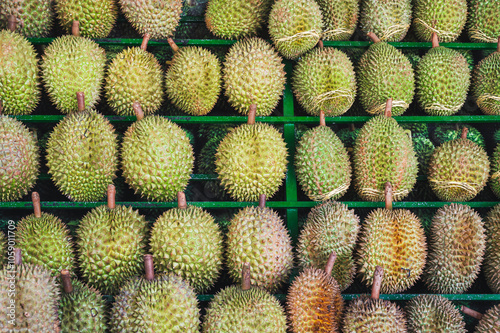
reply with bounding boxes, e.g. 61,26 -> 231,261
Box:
468,0 -> 500,43
424,204 -> 486,294
165,46 -> 221,116
0,232 -> 5,263
0,0 -> 53,37
360,0 -> 411,42
0,116 -> 39,201
226,206 -> 293,292
413,0 -> 467,42
215,123 -> 288,201
405,295 -> 466,333
121,116 -> 194,202
59,279 -> 107,333
297,201 -> 359,291
223,38 -> 286,116
0,264 -> 60,332
357,42 -> 415,116
474,304 -> 500,333
491,144 -> 500,199
105,47 -> 164,116
413,136 -> 435,175
416,46 -> 470,116
150,205 -> 223,293
342,296 -> 408,332
292,47 -> 356,116
110,274 -> 200,333
287,268 -> 344,332
202,285 -> 287,332
268,0 -> 323,59
472,51 -> 500,115
46,110 -> 118,201
317,0 -> 358,41
353,115 -> 418,201
55,0 -> 117,38
119,0 -> 182,39
484,205 -> 500,293
76,205 -> 148,295
433,124 -> 485,149
0,30 -> 40,115
41,35 -> 106,113
428,137 -> 490,202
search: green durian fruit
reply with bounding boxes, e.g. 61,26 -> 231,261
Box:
491,144 -> 500,198
0,116 -> 39,202
484,205 -> 500,293
406,295 -> 466,333
403,49 -> 423,70
468,0 -> 500,43
223,38 -> 286,116
424,204 -> 486,294
0,30 -> 40,115
400,123 -> 429,138
165,45 -> 221,116
433,124 -> 485,149
268,0 -> 323,59
295,125 -> 351,201
118,0 -> 182,39
456,49 -> 475,72
297,201 -> 360,291
0,0 -> 53,37
357,36 -> 415,115
121,115 -> 194,201
0,264 -> 60,332
292,47 -> 356,116
413,0 -> 467,42
0,232 -> 5,263
474,304 -> 500,333
428,128 -> 490,202
360,0 -> 411,42
336,125 -> 360,149
318,0 -> 358,41
413,136 -> 435,175
105,47 -> 164,116
46,109 -> 118,201
55,0 -> 118,38
472,45 -> 500,115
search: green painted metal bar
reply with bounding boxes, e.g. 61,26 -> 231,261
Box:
37,173 -> 219,181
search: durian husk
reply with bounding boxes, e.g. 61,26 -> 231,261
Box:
472,50 -> 500,115
484,205 -> 500,293
359,0 -> 411,42
474,304 -> 500,333
0,0 -> 53,37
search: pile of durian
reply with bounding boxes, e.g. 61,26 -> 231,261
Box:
1,0 -> 500,332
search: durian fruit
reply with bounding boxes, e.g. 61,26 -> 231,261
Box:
357,182 -> 427,294
165,39 -> 221,116
472,40 -> 500,115
0,30 -> 40,115
41,35 -> 106,114
360,0 -> 411,42
353,99 -> 418,201
433,124 -> 486,149
119,0 -> 182,39
413,0 -> 467,42
470,304 -> 500,333
16,192 -> 74,276
223,38 -> 286,116
150,192 -> 223,293
215,106 -> 288,201
342,266 -> 408,332
413,136 -> 435,175
121,103 -> 194,201
468,0 -> 500,43
357,33 -> 415,116
491,144 -> 500,199
292,47 -> 356,117
0,111 -> 39,201
427,127 -> 490,202
226,195 -> 293,292
59,270 -> 107,333
55,0 -> 118,38
318,0 -> 358,41
46,95 -> 118,201
424,204 -> 486,294
110,254 -> 200,332
484,205 -> 500,293
336,124 -> 360,151
268,0 -> 323,59
416,33 -> 470,116
105,36 -> 164,116
76,185 -> 148,294
202,263 -> 287,332
0,231 -> 5,263
287,252 -> 344,332
405,295 -> 466,333
0,0 -> 53,37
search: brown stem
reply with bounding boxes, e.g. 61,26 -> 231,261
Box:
431,32 -> 439,48
319,110 -> 326,126
247,104 -> 257,125
167,37 -> 179,53
133,101 -> 144,121
60,270 -> 73,293
259,194 -> 266,208
76,92 -> 85,112
317,40 -> 324,48
385,182 -> 393,210
0,100 -> 3,115
384,98 -> 393,117
141,34 -> 151,51
371,266 -> 384,300
177,192 -> 187,209
72,20 -> 80,37
241,262 -> 251,291
462,306 -> 483,320
349,123 -> 355,132
367,32 -> 381,43
32,192 -> 41,218
14,248 -> 22,265
144,254 -> 154,281
324,251 -> 337,276
497,36 -> 500,53
107,184 -> 116,209
461,127 -> 468,139
8,15 -> 16,32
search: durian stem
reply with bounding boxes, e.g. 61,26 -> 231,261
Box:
32,192 -> 41,218
497,36 -> 500,53
7,15 -> 16,32
371,266 -> 384,300
462,306 -> 483,320
76,92 -> 85,112
319,110 -> 326,126
385,182 -> 393,210
431,32 -> 439,48
349,123 -> 355,132
14,248 -> 22,265
144,254 -> 155,281
384,98 -> 393,118
72,20 -> 80,37
367,32 -> 381,43
241,262 -> 251,291
60,270 -> 73,293
0,100 -> 3,115
317,40 -> 324,48
141,34 -> 151,51
177,192 -> 187,209
167,37 -> 179,53
247,104 -> 257,125
461,127 -> 468,139
133,102 -> 144,121
259,194 -> 266,208
107,184 -> 116,209
324,251 -> 337,276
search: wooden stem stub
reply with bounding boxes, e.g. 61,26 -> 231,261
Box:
247,104 -> 257,125
317,40 -> 324,48
144,254 -> 155,281
324,251 -> 337,276
461,127 -> 469,139
258,194 -> 266,208
32,192 -> 41,218
167,37 -> 179,53
107,184 -> 116,209
14,248 -> 22,265
76,92 -> 85,112
319,110 -> 326,126
384,98 -> 393,117
367,32 -> 381,43
61,270 -> 73,293
8,15 -> 16,32
242,262 -> 251,291
385,182 -> 393,210
371,266 -> 384,300
72,20 -> 80,37
177,192 -> 187,209
133,102 -> 144,121
141,34 -> 151,51
431,32 -> 439,48
462,306 -> 483,320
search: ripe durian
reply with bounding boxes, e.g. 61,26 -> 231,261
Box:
413,0 -> 467,42
428,127 -> 490,202
424,204 -> 486,294
0,0 -> 53,37
292,47 -> 356,117
472,304 -> 500,333
491,144 -> 500,199
468,0 -> 500,43
472,40 -> 500,115
0,30 -> 40,115
268,0 -> 323,59
318,0 -> 358,41
416,34 -> 470,116
357,33 -> 415,115
484,205 -> 500,293
360,0 -> 411,42
223,38 -> 286,116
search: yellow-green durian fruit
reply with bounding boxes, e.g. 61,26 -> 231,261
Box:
318,0 -> 358,41
472,45 -> 500,115
468,0 -> 500,43
406,295 -> 466,333
360,0 -> 411,42
0,0 -> 53,37
474,304 -> 500,333
484,205 -> 500,294
413,0 -> 467,42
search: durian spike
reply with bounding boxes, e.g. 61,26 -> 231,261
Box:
431,32 -> 439,48
60,270 -> 73,293
317,40 -> 324,48
461,306 -> 483,320
241,262 -> 251,291
107,184 -> 116,209
324,251 -> 337,276
140,34 -> 151,51
385,182 -> 393,210
319,110 -> 326,126
32,192 -> 41,218
461,127 -> 468,139
367,32 -> 381,43
132,101 -> 144,121
76,92 -> 85,112
72,20 -> 80,37
371,266 -> 384,300
247,104 -> 257,125
8,15 -> 16,32
177,192 -> 187,209
384,98 -> 393,117
259,194 -> 266,208
144,254 -> 155,281
14,248 -> 22,265
167,37 -> 180,53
